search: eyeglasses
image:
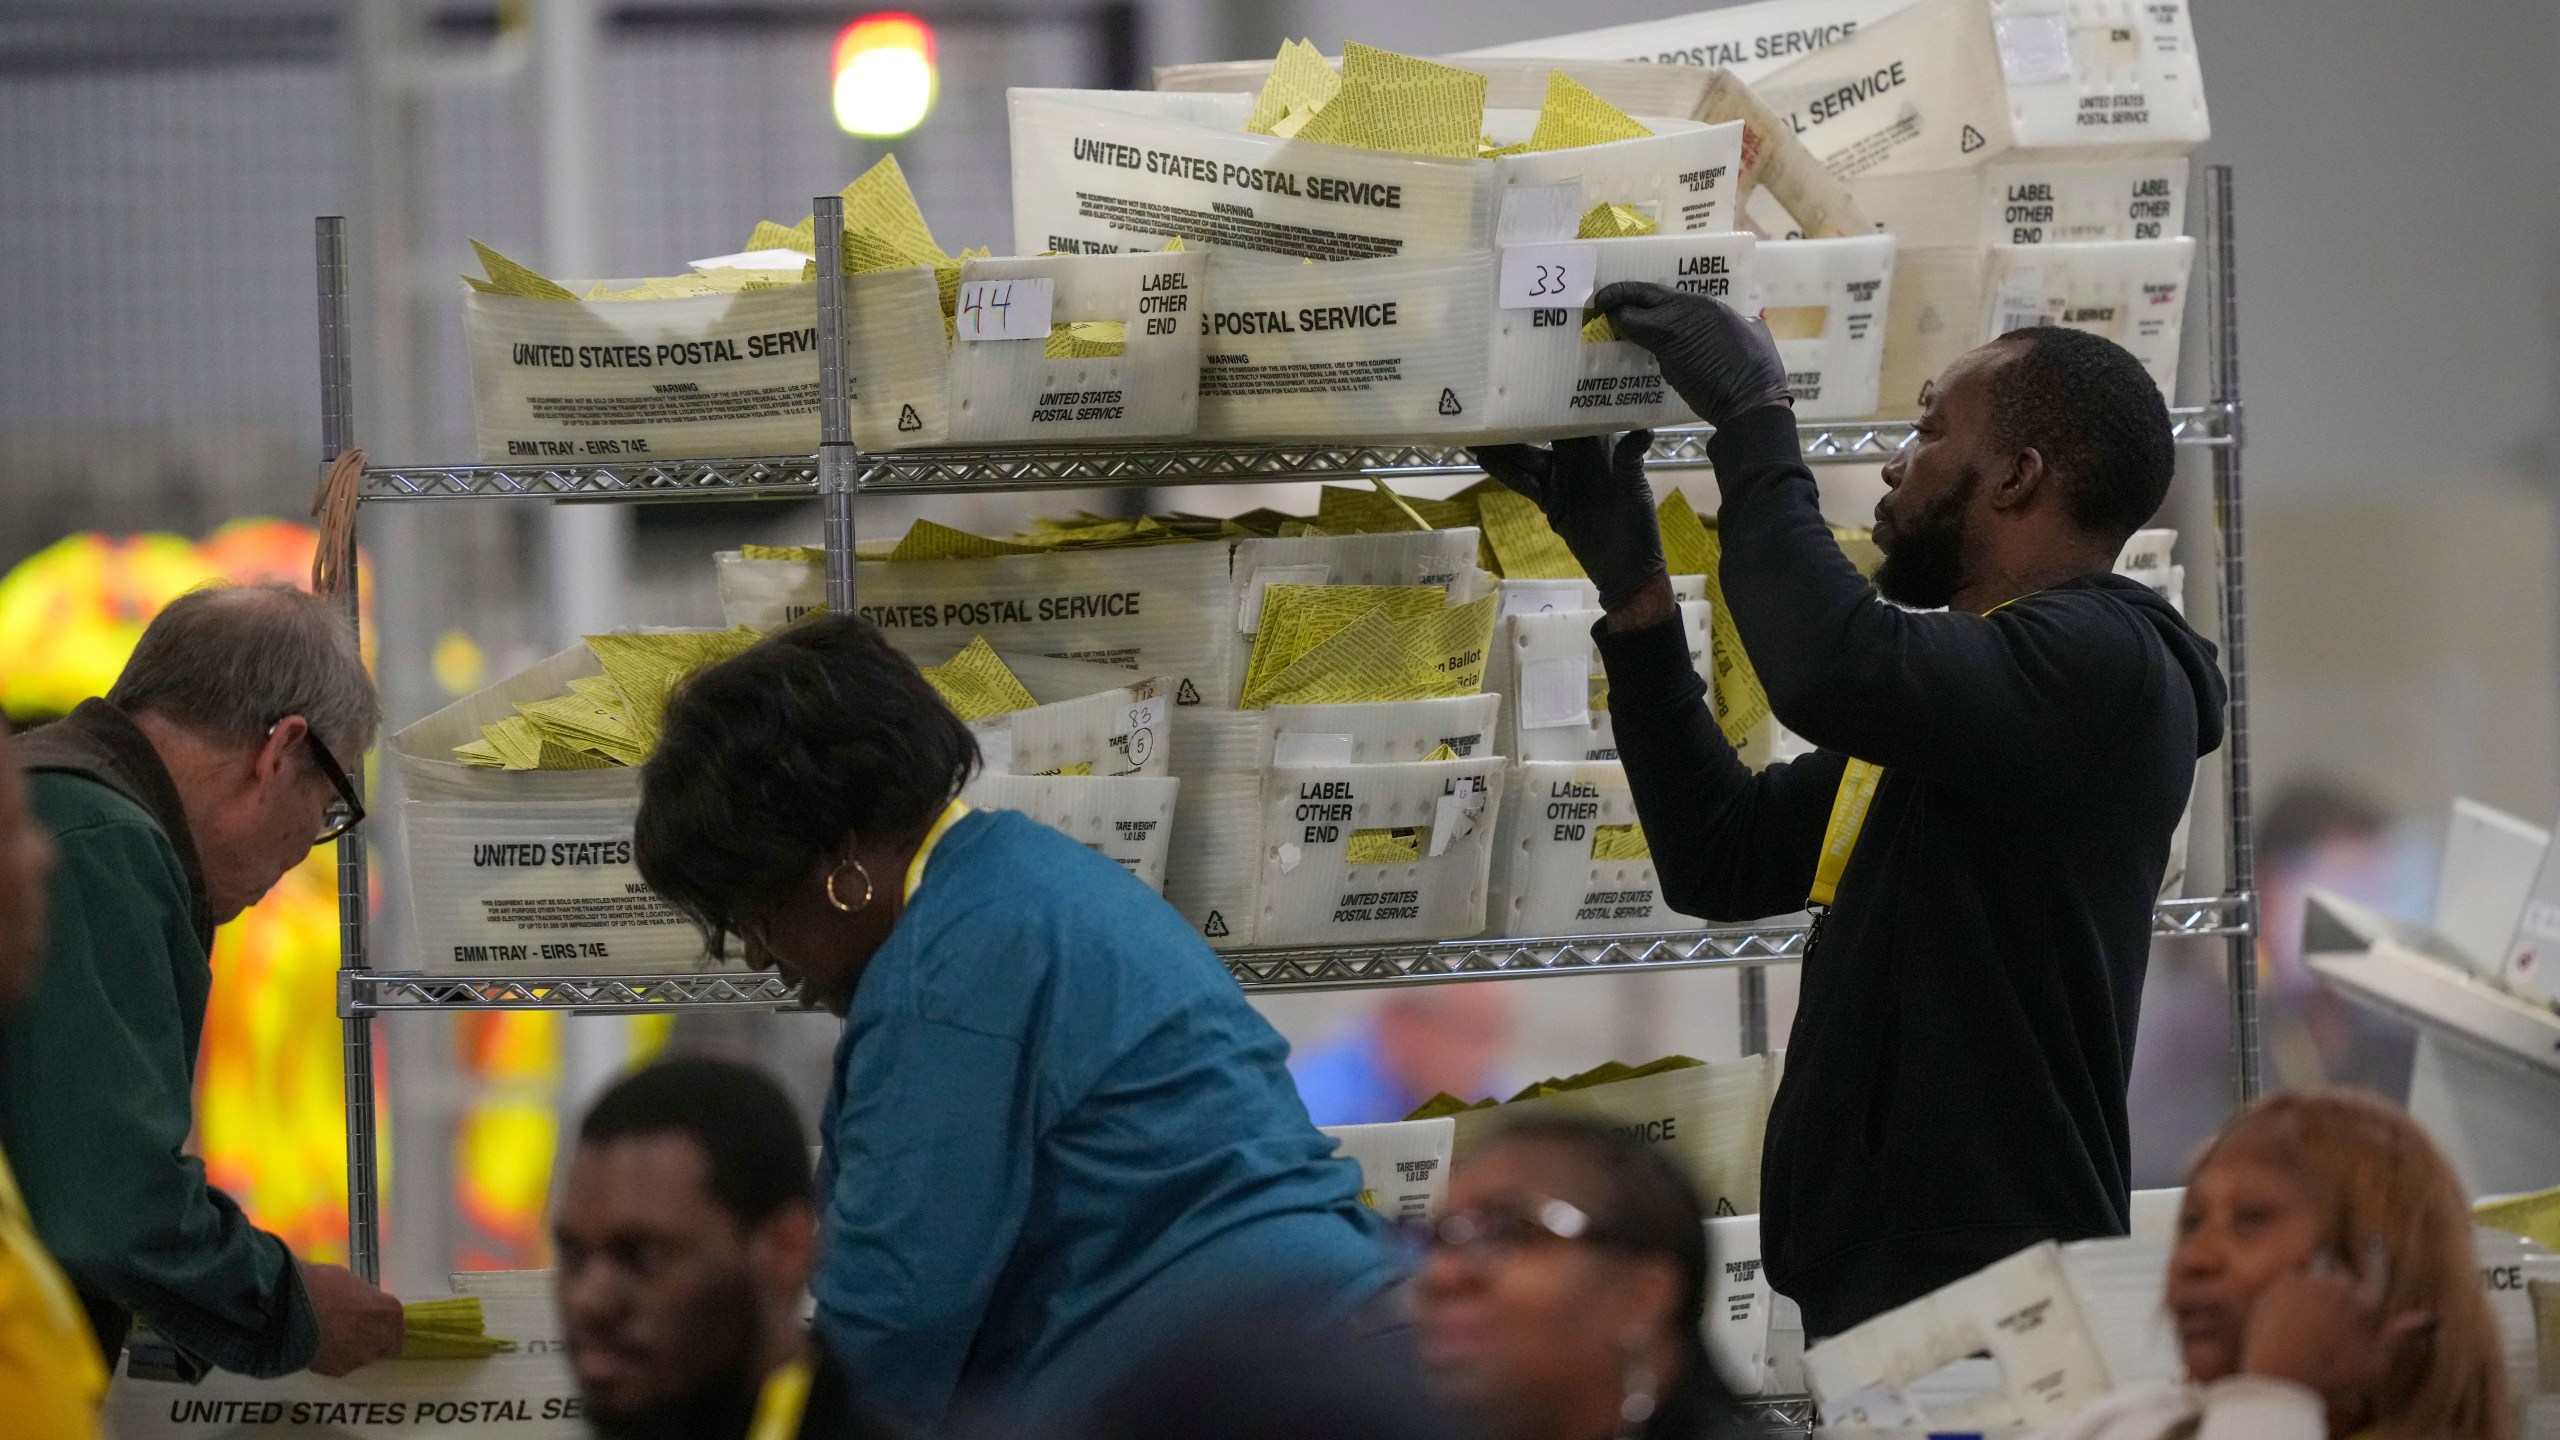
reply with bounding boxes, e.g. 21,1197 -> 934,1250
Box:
1413,1193 -> 1604,1264
287,723 -> 365,844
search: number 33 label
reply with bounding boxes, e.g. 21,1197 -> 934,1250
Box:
1498,243 -> 1600,310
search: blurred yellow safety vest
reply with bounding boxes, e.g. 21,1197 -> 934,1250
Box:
746,1350 -> 814,1440
0,1145 -> 105,1440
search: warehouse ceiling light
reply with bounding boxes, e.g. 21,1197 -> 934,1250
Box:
833,12 -> 937,138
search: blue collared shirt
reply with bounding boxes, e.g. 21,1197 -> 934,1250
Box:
813,810 -> 1398,1429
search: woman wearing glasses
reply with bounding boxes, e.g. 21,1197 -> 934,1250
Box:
1418,1118 -> 1760,1440
634,616 -> 1399,1436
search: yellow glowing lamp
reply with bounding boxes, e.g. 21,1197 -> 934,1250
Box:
833,12 -> 937,137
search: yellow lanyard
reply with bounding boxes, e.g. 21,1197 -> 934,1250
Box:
904,800 -> 971,904
746,1351 -> 814,1440
1805,594 -> 2032,908
1808,758 -> 1885,907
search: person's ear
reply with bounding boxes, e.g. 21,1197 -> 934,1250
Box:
751,1200 -> 819,1303
256,715 -> 310,788
1987,445 -> 2048,515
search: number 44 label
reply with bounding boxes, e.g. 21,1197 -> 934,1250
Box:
1499,242 -> 1600,310
955,277 -> 1055,341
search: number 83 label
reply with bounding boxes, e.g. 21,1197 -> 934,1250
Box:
1498,242 -> 1600,310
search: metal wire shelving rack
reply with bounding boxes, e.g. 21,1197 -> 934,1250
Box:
317,166 -> 2258,1288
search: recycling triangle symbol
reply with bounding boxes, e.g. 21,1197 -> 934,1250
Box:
1203,911 -> 1230,938
1437,388 -> 1464,416
1175,678 -> 1202,706
1916,305 -> 1943,335
896,403 -> 923,432
1959,124 -> 1987,154
1714,1196 -> 1737,1217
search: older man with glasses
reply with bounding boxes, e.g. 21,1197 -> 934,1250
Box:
0,583 -> 403,1383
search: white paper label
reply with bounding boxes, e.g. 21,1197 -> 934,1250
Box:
975,726 -> 1016,775
1111,695 -> 1165,772
1500,242 -> 1600,310
1430,782 -> 1489,858
1497,180 -> 1586,246
1992,266 -> 2053,336
1273,731 -> 1358,768
1499,580 -> 1594,620
1994,13 -> 2075,86
1239,564 -> 1334,634
1520,655 -> 1594,730
955,277 -> 1055,341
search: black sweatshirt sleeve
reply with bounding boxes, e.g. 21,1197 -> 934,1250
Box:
1594,610 -> 1847,922
1703,406 -> 2160,804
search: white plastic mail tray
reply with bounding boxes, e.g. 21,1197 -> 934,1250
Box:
962,772 -> 1182,895
463,266 -> 946,461
1489,762 -> 1704,938
943,248 -> 1204,444
1010,88 -> 1743,263
1497,601 -> 1711,764
850,542 -> 1236,713
1485,231 -> 1757,438
1260,694 -> 1505,769
1754,233 -> 1894,420
1195,250 -> 1499,442
1321,1116 -> 1457,1223
1255,755 -> 1506,945
972,677 -> 1171,779
1163,768 -> 1264,950
1851,156 -> 2189,251
1805,1241 -> 2116,1432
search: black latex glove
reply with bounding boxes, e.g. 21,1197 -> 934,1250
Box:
1468,431 -> 1665,611
1593,281 -> 1793,428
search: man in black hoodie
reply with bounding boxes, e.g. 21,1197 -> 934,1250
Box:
1472,287 -> 2229,1338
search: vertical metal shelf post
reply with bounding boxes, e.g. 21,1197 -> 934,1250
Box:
2202,165 -> 2261,1105
813,196 -> 859,615
318,217 -> 383,1283
1739,968 -> 1769,1056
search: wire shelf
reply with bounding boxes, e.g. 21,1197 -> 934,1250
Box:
1742,1396 -> 1817,1433
340,894 -> 2249,1013
358,404 -> 2234,501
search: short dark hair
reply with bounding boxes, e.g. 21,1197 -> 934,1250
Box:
109,583 -> 379,759
635,615 -> 977,955
577,1057 -> 810,1228
1983,326 -> 2176,545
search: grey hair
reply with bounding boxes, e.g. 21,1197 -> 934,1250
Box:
108,584 -> 380,760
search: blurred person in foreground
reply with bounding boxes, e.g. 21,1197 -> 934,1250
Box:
1474,290 -> 2228,1335
0,727 -> 109,1438
1418,1117 -> 1759,1440
2040,1088 -> 2507,1440
1293,985 -> 1517,1126
1068,1318 -> 1452,1440
634,616 -> 1398,1432
0,585 -> 403,1379
555,1057 -> 895,1440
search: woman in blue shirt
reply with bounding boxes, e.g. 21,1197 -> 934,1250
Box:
634,615 -> 1400,1431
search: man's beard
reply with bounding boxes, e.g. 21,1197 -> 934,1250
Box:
1872,465 -> 1980,609
587,1378 -> 760,1440
583,1272 -> 771,1440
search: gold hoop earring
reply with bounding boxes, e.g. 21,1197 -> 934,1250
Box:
824,860 -> 876,915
